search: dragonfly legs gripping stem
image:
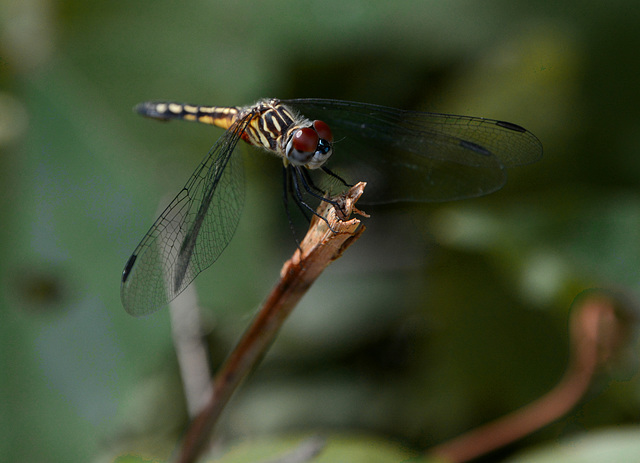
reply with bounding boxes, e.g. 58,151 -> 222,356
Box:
283,166 -> 343,235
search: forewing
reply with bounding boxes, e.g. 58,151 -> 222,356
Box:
285,99 -> 542,203
121,116 -> 250,316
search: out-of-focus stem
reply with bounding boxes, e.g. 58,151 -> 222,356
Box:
430,291 -> 625,463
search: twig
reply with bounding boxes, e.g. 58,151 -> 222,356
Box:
169,284 -> 213,418
175,182 -> 368,463
429,290 -> 631,463
160,190 -> 214,419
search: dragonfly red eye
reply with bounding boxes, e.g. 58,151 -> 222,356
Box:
313,120 -> 333,142
292,127 -> 318,153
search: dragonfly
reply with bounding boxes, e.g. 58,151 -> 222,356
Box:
121,98 -> 542,317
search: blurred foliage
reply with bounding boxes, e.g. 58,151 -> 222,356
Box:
198,435 -> 418,463
505,426 -> 640,463
1,0 -> 640,462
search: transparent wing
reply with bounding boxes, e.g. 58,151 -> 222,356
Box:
284,99 -> 542,203
121,115 -> 250,317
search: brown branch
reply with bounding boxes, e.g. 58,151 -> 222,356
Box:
175,182 -> 368,463
429,290 -> 629,463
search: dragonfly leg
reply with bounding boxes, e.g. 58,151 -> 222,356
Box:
290,166 -> 338,233
299,168 -> 326,196
285,166 -> 311,222
297,167 -> 341,209
283,166 -> 304,247
321,166 -> 353,188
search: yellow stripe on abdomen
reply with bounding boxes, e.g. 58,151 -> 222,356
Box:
135,101 -> 240,130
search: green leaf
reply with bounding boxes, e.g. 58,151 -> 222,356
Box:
506,427 -> 640,463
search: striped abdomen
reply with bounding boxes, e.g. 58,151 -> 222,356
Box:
135,99 -> 308,157
134,101 -> 241,130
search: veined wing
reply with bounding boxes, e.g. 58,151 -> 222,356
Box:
121,114 -> 251,317
284,99 -> 542,204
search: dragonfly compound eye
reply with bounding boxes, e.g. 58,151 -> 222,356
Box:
289,127 -> 319,165
313,120 -> 333,142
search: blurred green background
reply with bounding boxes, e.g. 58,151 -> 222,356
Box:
2,1 -> 640,462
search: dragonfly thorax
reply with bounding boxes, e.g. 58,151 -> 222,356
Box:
285,120 -> 334,169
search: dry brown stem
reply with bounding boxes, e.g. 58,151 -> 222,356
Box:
176,182 -> 368,463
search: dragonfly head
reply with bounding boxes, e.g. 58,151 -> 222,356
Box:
286,120 -> 333,169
